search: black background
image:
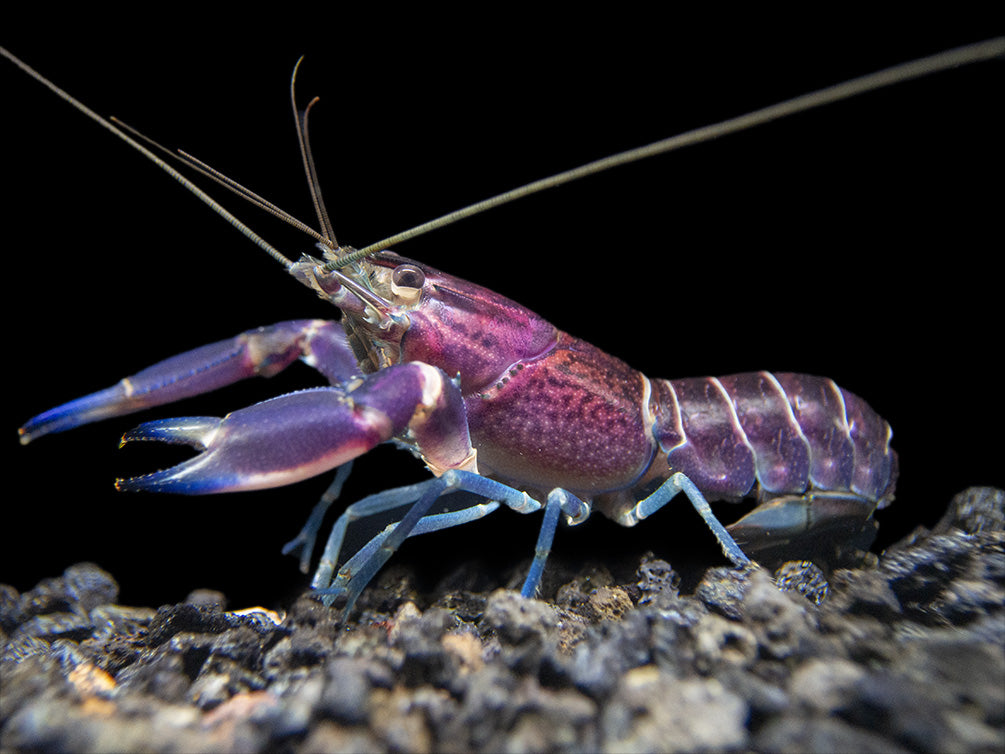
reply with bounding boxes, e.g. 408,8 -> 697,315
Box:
4,18 -> 1001,608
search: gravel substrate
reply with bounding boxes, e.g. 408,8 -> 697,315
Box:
2,487 -> 1002,753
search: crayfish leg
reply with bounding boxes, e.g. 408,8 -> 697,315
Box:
312,471 -> 542,615
315,498 -> 502,615
520,488 -> 591,598
621,472 -> 752,567
282,461 -> 354,573
311,478 -> 460,591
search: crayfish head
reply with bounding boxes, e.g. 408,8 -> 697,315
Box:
363,252 -> 560,395
290,249 -> 558,393
286,251 -> 408,371
288,251 -> 404,326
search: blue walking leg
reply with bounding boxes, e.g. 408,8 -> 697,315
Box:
317,470 -> 542,611
520,488 -> 590,598
625,472 -> 750,566
282,461 -> 354,573
310,477 -> 461,590
315,500 -> 501,612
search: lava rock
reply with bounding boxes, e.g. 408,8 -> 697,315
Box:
1,487 -> 1002,752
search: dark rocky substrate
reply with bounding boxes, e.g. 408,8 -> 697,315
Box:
2,487 -> 1002,753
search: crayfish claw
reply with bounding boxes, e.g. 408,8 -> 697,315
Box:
119,416 -> 220,449
110,384 -> 419,496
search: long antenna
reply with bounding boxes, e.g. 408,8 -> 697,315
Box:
326,37 -> 1005,271
108,116 -> 329,246
3,40 -> 1001,278
0,45 -> 296,270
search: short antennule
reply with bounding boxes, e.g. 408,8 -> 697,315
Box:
290,58 -> 338,252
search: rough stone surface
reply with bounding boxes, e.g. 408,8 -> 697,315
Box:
2,487 -> 1003,753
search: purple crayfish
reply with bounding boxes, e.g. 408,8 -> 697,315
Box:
9,40 -> 1001,614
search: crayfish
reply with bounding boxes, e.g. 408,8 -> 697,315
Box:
8,38 -> 1002,614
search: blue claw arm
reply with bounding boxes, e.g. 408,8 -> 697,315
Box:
112,361 -> 477,497
19,319 -> 352,444
114,361 -> 438,494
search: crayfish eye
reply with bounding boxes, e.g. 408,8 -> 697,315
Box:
391,264 -> 425,302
